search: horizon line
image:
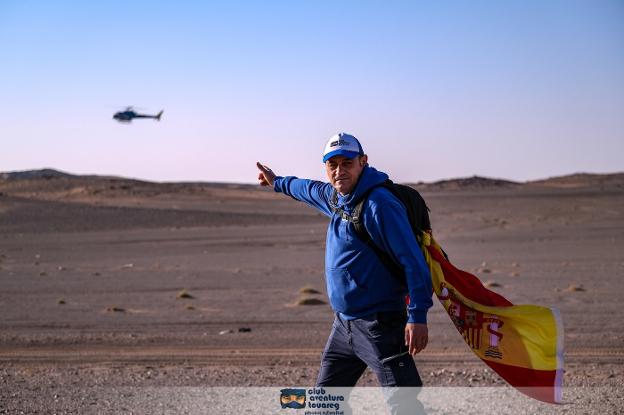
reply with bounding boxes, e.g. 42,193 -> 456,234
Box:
2,167 -> 623,186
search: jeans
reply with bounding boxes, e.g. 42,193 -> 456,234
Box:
316,311 -> 426,415
317,310 -> 423,387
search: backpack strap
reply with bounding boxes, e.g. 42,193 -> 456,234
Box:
332,181 -> 447,288
331,182 -> 407,287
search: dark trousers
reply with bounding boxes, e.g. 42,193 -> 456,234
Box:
316,311 -> 426,414
316,311 -> 423,387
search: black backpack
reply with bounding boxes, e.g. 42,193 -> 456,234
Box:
331,179 -> 438,287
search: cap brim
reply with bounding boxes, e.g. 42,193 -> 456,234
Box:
323,149 -> 360,163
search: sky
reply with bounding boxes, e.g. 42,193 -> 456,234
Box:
1,0 -> 622,184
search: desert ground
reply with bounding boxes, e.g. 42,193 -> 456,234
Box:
0,170 -> 622,414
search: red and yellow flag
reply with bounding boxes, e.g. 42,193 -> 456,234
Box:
421,232 -> 564,404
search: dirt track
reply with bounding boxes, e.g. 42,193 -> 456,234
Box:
2,346 -> 623,366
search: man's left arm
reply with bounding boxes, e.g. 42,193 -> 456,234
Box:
365,197 -> 433,354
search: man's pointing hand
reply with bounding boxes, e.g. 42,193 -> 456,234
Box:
256,162 -> 276,187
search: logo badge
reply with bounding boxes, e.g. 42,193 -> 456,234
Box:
280,388 -> 306,409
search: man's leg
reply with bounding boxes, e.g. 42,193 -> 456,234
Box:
351,311 -> 425,415
316,315 -> 367,387
351,311 -> 422,386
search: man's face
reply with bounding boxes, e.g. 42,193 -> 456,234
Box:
325,154 -> 368,195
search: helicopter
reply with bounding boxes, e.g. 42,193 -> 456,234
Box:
113,107 -> 163,123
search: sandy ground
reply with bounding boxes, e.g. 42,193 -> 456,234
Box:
0,173 -> 623,413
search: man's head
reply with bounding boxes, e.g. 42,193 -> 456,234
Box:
323,133 -> 368,195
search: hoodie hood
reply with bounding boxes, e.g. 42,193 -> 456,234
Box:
335,165 -> 388,210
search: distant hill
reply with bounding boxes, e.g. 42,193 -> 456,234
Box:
0,168 -> 77,180
409,172 -> 624,190
410,175 -> 520,191
526,172 -> 624,188
1,169 -> 623,197
0,168 -> 253,188
0,168 -> 262,202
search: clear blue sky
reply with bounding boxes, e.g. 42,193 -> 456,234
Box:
1,1 -> 622,183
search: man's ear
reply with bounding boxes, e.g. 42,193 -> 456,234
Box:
359,154 -> 368,166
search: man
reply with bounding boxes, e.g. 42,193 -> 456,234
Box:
256,132 -> 433,389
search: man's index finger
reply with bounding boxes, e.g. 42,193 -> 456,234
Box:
256,162 -> 268,173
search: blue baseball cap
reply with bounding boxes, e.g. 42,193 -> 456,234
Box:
322,133 -> 364,163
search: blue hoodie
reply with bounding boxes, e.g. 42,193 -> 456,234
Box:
273,165 -> 433,324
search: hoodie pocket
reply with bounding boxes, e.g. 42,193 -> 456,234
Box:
326,267 -> 368,313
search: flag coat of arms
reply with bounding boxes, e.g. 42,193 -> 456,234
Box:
420,232 -> 564,404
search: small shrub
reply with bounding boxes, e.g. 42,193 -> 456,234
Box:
299,286 -> 321,295
296,297 -> 326,306
176,289 -> 194,299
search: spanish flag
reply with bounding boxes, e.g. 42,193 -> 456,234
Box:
421,232 -> 564,404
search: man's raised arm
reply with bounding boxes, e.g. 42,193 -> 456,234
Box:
255,162 -> 333,217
